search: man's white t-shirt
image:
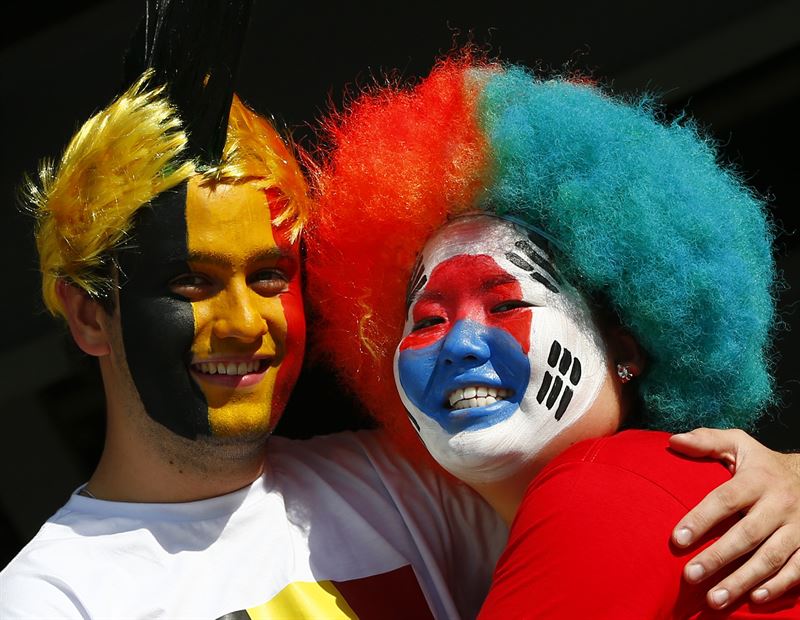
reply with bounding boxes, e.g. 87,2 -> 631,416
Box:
0,431 -> 506,619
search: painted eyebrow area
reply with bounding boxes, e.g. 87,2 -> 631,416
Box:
479,274 -> 519,292
415,289 -> 445,304
186,248 -> 289,266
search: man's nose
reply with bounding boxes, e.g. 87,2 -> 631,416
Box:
211,284 -> 268,342
439,320 -> 491,368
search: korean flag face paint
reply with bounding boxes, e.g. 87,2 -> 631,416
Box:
116,177 -> 305,440
394,215 -> 607,483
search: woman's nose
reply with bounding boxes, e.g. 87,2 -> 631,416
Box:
439,319 -> 491,368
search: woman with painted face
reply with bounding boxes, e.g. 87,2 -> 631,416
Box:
307,56 -> 800,616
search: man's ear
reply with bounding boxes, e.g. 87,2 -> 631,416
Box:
56,279 -> 112,357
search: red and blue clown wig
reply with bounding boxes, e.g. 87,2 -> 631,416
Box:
307,56 -> 777,454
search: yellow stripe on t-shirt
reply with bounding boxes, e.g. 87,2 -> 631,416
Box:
247,580 -> 358,619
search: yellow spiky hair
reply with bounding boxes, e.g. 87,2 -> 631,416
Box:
204,95 -> 311,243
27,70 -> 195,317
28,75 -> 311,319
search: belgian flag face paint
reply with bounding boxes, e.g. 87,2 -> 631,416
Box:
117,178 -> 305,440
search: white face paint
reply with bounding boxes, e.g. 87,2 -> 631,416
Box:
393,215 -> 608,483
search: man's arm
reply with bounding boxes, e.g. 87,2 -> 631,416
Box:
670,428 -> 800,609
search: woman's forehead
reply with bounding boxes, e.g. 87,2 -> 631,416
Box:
422,215 -> 549,268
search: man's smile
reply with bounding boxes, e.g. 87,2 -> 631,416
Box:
190,357 -> 271,388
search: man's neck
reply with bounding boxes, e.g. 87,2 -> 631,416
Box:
86,399 -> 269,503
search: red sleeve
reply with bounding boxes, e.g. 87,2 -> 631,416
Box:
478,430 -> 800,619
478,431 -> 719,619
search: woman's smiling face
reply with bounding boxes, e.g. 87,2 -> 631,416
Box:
394,215 -> 611,483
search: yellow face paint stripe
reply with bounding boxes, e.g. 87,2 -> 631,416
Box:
247,581 -> 358,620
185,178 -> 289,437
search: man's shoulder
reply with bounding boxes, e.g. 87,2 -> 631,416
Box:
1,508 -> 89,618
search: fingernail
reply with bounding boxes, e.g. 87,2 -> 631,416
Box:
711,589 -> 730,608
686,563 -> 705,582
753,588 -> 769,602
675,527 -> 693,546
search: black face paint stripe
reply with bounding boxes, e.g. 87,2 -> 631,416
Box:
530,272 -> 560,294
406,255 -> 427,311
117,183 -> 210,439
514,239 -> 563,285
506,251 -> 534,272
505,251 -> 560,293
570,358 -> 582,385
536,371 -> 553,404
558,348 -> 573,375
546,376 -> 563,409
554,386 -> 573,421
547,340 -> 562,367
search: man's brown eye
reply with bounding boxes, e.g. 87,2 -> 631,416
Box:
249,270 -> 288,296
411,317 -> 445,332
491,300 -> 534,313
170,275 -> 208,288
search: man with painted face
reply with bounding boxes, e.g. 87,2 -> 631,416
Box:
307,56 -> 800,615
0,6 -> 507,618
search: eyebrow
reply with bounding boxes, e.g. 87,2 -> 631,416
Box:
415,289 -> 445,303
479,274 -> 519,292
186,247 -> 289,266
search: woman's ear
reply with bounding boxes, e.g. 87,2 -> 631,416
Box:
56,279 -> 112,357
608,325 -> 646,382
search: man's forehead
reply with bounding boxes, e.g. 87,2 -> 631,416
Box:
126,178 -> 295,264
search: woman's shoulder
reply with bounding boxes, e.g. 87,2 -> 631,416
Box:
532,429 -> 733,511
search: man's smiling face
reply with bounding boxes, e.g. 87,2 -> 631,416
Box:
116,177 -> 305,440
394,215 -> 608,483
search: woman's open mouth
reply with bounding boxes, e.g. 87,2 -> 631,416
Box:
447,385 -> 512,410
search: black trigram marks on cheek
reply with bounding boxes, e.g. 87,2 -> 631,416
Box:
536,340 -> 582,421
406,256 -> 428,310
505,239 -> 562,294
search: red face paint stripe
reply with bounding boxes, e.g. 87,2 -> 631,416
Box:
400,254 -> 532,353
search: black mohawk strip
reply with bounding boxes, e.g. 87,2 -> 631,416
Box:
124,0 -> 253,167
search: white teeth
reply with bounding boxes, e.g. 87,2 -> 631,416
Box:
194,360 -> 264,375
447,387 -> 508,409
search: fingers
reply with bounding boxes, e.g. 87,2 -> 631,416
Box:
751,548 -> 800,603
699,527 -> 799,609
673,477 -> 755,549
683,508 -> 771,584
669,427 -> 747,463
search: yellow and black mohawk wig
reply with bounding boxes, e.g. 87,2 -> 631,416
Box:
29,0 -> 308,316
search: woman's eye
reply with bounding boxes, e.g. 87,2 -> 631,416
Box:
411,316 -> 446,332
491,300 -> 534,313
249,270 -> 289,296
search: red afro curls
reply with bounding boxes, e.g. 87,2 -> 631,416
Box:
306,56 -> 495,458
